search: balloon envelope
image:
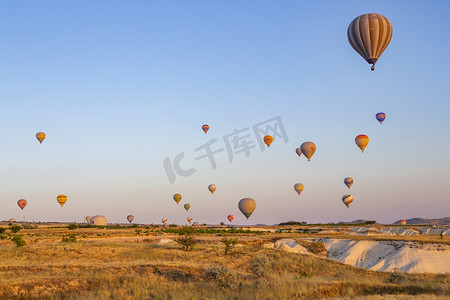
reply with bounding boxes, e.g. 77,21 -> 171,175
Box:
295,148 -> 302,157
187,217 -> 193,223
294,183 -> 304,195
162,218 -> 168,225
355,135 -> 369,152
238,198 -> 256,219
348,13 -> 393,70
227,215 -> 234,222
90,215 -> 107,226
263,135 -> 273,147
184,204 -> 191,211
202,124 -> 209,134
57,194 -> 67,207
208,184 -> 216,194
342,195 -> 353,208
36,132 -> 46,144
300,142 -> 316,161
400,220 -> 407,225
376,112 -> 386,124
86,216 -> 92,223
173,194 -> 182,205
344,177 -> 354,189
17,199 -> 27,210
127,215 -> 134,223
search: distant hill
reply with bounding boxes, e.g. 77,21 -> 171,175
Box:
392,217 -> 450,225
337,219 -> 376,225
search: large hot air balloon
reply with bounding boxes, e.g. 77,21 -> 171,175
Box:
295,148 -> 302,157
344,177 -> 354,189
376,112 -> 386,124
187,217 -> 193,224
208,184 -> 216,194
127,215 -> 134,223
300,142 -> 316,161
227,214 -> 234,223
162,218 -> 168,225
17,199 -> 27,210
57,194 -> 67,207
294,183 -> 304,195
347,13 -> 393,71
36,132 -> 46,144
263,135 -> 273,147
202,124 -> 209,134
342,195 -> 353,208
355,135 -> 369,152
400,220 -> 407,225
238,198 -> 256,219
173,194 -> 182,205
184,204 -> 191,212
90,215 -> 107,225
86,216 -> 92,223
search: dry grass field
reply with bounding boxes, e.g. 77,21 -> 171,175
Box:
0,224 -> 448,299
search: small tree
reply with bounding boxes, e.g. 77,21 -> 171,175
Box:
175,226 -> 196,251
10,225 -> 22,233
68,224 -> 79,230
11,235 -> 26,247
221,237 -> 239,255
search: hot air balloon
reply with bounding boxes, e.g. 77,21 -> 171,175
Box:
227,214 -> 234,223
263,135 -> 273,147
90,215 -> 107,225
192,222 -> 200,226
208,184 -> 216,194
187,217 -> 193,224
342,195 -> 353,208
184,204 -> 191,212
202,124 -> 209,134
56,194 -> 67,207
162,218 -> 168,226
238,198 -> 256,219
355,135 -> 369,152
294,183 -> 304,195
347,13 -> 393,71
300,142 -> 316,161
36,132 -> 46,144
376,112 -> 386,124
295,148 -> 302,157
127,215 -> 134,223
86,216 -> 92,223
173,194 -> 182,205
400,220 -> 407,225
17,199 -> 27,210
344,177 -> 353,189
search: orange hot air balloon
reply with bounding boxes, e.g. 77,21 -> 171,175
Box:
36,132 -> 46,144
57,194 -> 67,207
355,135 -> 369,152
400,220 -> 407,225
263,135 -> 273,147
17,199 -> 27,210
187,217 -> 193,224
295,148 -> 302,157
208,184 -> 216,194
202,124 -> 209,134
162,218 -> 168,225
227,214 -> 234,223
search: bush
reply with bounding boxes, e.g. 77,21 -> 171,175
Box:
387,269 -> 406,284
11,235 -> 26,247
249,255 -> 271,278
0,234 -> 8,240
22,223 -> 37,229
62,234 -> 77,243
206,265 -> 238,289
0,227 -> 6,234
221,237 -> 239,255
176,235 -> 196,251
135,229 -> 142,235
10,225 -> 22,233
67,224 -> 79,230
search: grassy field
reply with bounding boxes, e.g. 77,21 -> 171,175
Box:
0,224 -> 448,299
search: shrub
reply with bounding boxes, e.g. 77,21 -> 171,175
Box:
62,234 -> 77,243
11,235 -> 26,247
135,229 -> 142,235
206,265 -> 238,289
67,224 -> 79,230
0,227 -> 6,234
0,234 -> 8,240
387,269 -> 406,284
249,255 -> 271,278
176,235 -> 196,251
10,225 -> 22,233
22,223 -> 37,229
221,237 -> 239,255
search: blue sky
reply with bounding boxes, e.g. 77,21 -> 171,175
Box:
1,1 -> 449,224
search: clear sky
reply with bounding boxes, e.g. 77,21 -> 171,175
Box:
1,1 -> 449,225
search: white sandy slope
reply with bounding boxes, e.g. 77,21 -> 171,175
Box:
263,239 -> 309,254
349,227 -> 449,236
321,238 -> 450,274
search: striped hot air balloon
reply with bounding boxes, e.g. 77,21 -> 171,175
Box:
348,13 -> 393,71
202,124 -> 209,134
344,177 -> 354,189
227,215 -> 234,223
376,112 -> 386,124
187,217 -> 193,224
342,195 -> 353,208
57,194 -> 67,207
355,135 -> 369,152
208,184 -> 216,194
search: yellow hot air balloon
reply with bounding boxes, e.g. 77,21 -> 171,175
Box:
348,13 -> 393,71
238,198 -> 256,219
355,135 -> 369,152
86,216 -> 92,223
342,195 -> 353,208
162,218 -> 168,225
36,132 -> 46,144
187,217 -> 193,224
263,135 -> 273,147
127,215 -> 134,223
300,142 -> 316,161
184,204 -> 191,211
294,183 -> 304,195
208,184 -> 216,194
57,194 -> 67,207
173,194 -> 182,205
344,177 -> 353,189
